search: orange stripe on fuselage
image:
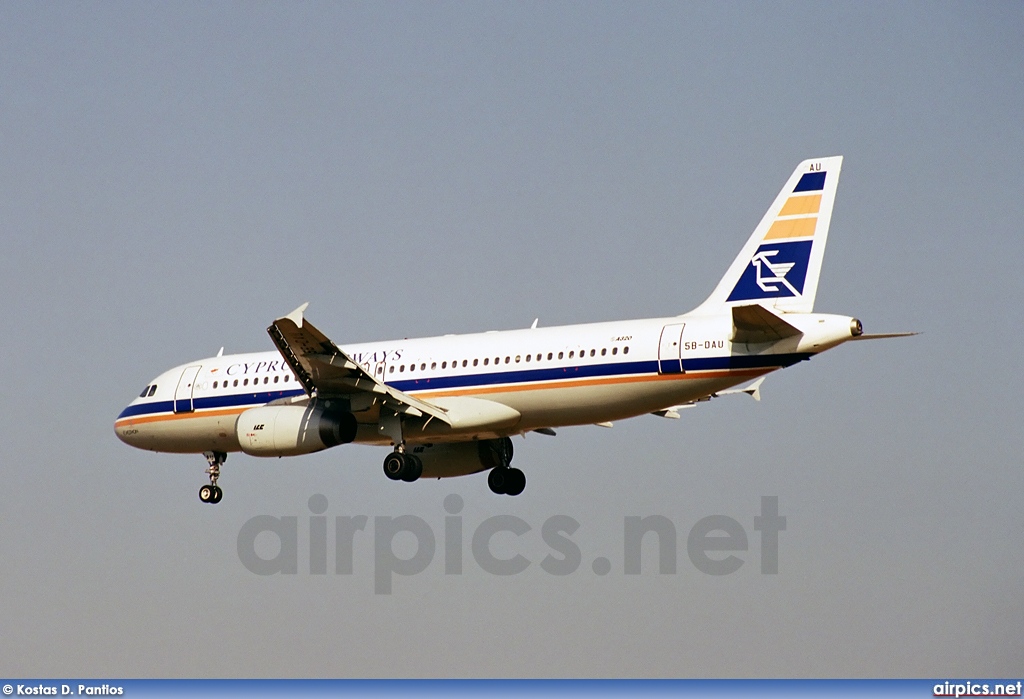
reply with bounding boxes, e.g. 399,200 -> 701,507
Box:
115,407 -> 248,427
412,367 -> 766,399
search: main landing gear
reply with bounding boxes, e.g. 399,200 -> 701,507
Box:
381,437 -> 526,496
485,437 -> 524,496
382,448 -> 423,483
488,465 -> 526,496
199,451 -> 226,504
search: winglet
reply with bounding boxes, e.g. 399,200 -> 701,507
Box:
744,377 -> 764,401
283,302 -> 310,327
716,377 -> 765,401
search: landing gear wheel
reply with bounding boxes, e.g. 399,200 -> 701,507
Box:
383,452 -> 406,481
401,454 -> 423,482
200,451 -> 227,504
488,467 -> 526,496
504,467 -> 526,496
488,467 -> 509,495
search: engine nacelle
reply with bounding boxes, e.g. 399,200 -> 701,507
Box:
409,438 -> 513,479
236,404 -> 357,457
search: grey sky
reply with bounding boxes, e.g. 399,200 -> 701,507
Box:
1,1 -> 1021,677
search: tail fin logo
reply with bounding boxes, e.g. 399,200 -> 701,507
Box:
726,240 -> 813,302
751,249 -> 799,295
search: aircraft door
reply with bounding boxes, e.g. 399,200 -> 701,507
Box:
657,323 -> 686,374
174,365 -> 202,413
374,360 -> 388,383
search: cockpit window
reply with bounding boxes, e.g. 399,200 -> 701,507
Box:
139,385 -> 151,397
147,385 -> 157,397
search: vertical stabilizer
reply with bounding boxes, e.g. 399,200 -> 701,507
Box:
691,156 -> 843,315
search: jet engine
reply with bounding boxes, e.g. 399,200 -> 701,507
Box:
236,403 -> 358,457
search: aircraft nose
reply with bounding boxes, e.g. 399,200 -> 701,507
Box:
114,407 -> 143,447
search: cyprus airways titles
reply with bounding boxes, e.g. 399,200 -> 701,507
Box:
115,156 -> 913,503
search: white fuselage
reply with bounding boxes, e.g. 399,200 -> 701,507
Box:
114,311 -> 856,454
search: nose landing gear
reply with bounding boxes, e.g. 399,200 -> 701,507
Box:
199,451 -> 226,504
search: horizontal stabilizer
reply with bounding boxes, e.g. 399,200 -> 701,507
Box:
849,332 -> 920,341
732,304 -> 802,344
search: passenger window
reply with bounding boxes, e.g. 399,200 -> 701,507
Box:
442,361 -> 447,369
515,355 -> 521,363
473,358 -> 479,366
624,346 -> 629,354
601,348 -> 607,356
525,355 -> 531,362
213,381 -> 218,389
285,374 -> 291,381
431,362 -> 436,370
558,352 -> 564,360
612,347 -> 618,355
264,376 -> 269,384
243,379 -> 249,386
569,351 -> 574,359
505,357 -> 510,364
274,375 -> 279,383
547,352 -> 553,360
233,379 -> 239,387
421,363 -> 426,371
389,366 -> 395,374
483,357 -> 489,366
462,360 -> 468,367
590,349 -> 596,357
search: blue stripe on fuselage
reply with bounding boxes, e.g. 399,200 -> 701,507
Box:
116,388 -> 307,420
388,353 -> 812,392
388,359 -> 655,392
683,353 -> 811,372
117,353 -> 813,420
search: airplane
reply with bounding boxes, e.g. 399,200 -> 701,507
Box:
115,156 -> 913,503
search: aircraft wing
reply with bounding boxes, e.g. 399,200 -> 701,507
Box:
267,304 -> 452,425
